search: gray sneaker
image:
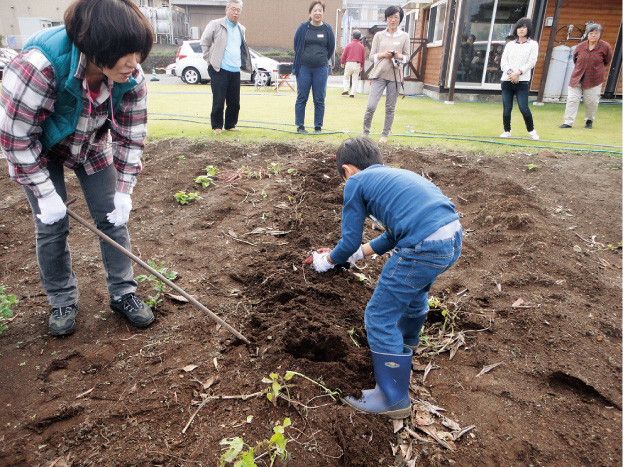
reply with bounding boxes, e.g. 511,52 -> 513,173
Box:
49,304 -> 78,336
110,293 -> 154,328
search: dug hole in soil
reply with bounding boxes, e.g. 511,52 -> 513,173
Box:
0,140 -> 621,467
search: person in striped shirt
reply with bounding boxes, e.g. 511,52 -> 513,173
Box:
0,0 -> 155,336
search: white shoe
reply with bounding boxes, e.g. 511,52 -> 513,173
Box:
500,131 -> 511,138
379,135 -> 388,144
528,130 -> 539,140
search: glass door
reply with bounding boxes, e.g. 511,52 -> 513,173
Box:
456,0 -> 532,89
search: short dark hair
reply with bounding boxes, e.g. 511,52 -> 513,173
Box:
65,0 -> 154,69
336,137 -> 384,179
585,23 -> 603,37
512,17 -> 533,39
352,30 -> 361,40
308,1 -> 325,13
384,5 -> 404,23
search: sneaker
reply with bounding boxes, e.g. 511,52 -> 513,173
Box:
500,131 -> 511,138
49,304 -> 78,336
296,126 -> 308,134
350,95 -> 355,98
379,135 -> 388,144
585,120 -> 592,129
341,91 -> 349,95
528,129 -> 539,140
559,124 -> 572,128
110,293 -> 154,328
314,127 -> 322,134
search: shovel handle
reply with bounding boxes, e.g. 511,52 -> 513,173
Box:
64,202 -> 250,344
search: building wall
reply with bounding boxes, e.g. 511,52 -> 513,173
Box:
413,0 -> 621,95
0,1 -> 72,47
532,0 -> 622,94
240,0 -> 343,51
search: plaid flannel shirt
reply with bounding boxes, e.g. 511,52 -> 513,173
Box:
0,49 -> 148,198
569,40 -> 613,89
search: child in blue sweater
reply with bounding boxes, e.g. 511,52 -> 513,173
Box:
308,136 -> 462,418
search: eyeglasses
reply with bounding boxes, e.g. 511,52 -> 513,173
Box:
228,7 -> 242,13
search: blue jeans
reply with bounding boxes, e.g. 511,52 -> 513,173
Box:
501,80 -> 534,132
295,65 -> 329,129
23,161 -> 138,307
364,227 -> 462,354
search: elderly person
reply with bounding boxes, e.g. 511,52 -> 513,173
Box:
200,0 -> 253,135
341,30 -> 365,97
559,23 -> 613,129
293,0 -> 336,134
0,0 -> 154,336
363,5 -> 409,144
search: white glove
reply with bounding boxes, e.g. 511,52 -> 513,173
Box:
36,191 -> 66,224
311,252 -> 335,273
106,192 -> 132,226
347,245 -> 365,268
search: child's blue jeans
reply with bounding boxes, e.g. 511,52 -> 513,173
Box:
364,223 -> 462,354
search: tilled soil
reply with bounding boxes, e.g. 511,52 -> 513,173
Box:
0,140 -> 621,467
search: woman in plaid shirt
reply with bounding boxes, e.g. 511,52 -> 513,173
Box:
0,0 -> 155,336
559,23 -> 613,129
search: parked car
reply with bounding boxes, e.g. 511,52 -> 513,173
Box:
0,48 -> 18,81
175,40 -> 279,85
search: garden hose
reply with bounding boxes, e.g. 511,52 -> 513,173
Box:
149,113 -> 622,155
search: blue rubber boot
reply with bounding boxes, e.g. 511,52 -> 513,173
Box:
397,313 -> 428,351
342,347 -> 412,419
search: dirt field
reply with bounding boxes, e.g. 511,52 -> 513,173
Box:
0,140 -> 621,467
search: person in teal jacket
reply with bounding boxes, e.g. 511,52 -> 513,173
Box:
0,0 -> 155,336
305,136 -> 462,418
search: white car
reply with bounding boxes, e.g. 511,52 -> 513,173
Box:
175,40 -> 279,85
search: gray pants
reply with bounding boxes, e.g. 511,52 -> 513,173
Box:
363,78 -> 399,138
23,161 -> 137,308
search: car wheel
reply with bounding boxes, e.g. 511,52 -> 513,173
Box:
182,67 -> 200,85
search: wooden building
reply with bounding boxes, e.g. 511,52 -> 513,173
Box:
404,0 -> 622,100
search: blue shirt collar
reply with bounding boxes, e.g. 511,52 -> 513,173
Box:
226,17 -> 236,28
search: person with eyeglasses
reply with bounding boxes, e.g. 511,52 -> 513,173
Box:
200,0 -> 253,135
0,0 -> 155,336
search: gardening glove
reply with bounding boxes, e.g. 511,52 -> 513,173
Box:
107,192 -> 132,226
36,191 -> 66,224
311,251 -> 335,273
347,245 -> 365,268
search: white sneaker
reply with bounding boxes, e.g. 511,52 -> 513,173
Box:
500,131 -> 511,138
528,130 -> 539,140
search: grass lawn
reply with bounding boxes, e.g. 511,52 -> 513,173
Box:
147,82 -> 622,155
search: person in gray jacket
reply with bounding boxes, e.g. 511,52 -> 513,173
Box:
200,0 -> 252,135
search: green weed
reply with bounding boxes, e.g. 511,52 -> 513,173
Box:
174,191 -> 201,204
0,285 -> 17,335
220,418 -> 291,467
135,260 -> 178,309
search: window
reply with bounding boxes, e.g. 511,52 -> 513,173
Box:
427,1 -> 447,46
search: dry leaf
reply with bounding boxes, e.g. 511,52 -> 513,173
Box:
476,362 -> 502,377
393,419 -> 404,433
415,411 -> 435,426
165,293 -> 190,303
203,375 -> 219,390
511,297 -> 525,307
213,357 -> 219,370
228,229 -> 238,238
451,425 -> 476,440
183,364 -> 198,373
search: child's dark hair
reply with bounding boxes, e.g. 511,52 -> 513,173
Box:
512,17 -> 533,39
384,5 -> 404,23
65,0 -> 154,69
336,137 -> 384,179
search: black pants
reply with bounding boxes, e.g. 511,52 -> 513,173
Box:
501,81 -> 534,132
208,66 -> 241,130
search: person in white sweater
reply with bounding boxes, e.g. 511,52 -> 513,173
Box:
499,17 -> 539,140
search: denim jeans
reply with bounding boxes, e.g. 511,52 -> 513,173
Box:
364,226 -> 462,354
295,65 -> 329,129
208,66 -> 241,130
501,80 -> 534,132
23,161 -> 137,307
